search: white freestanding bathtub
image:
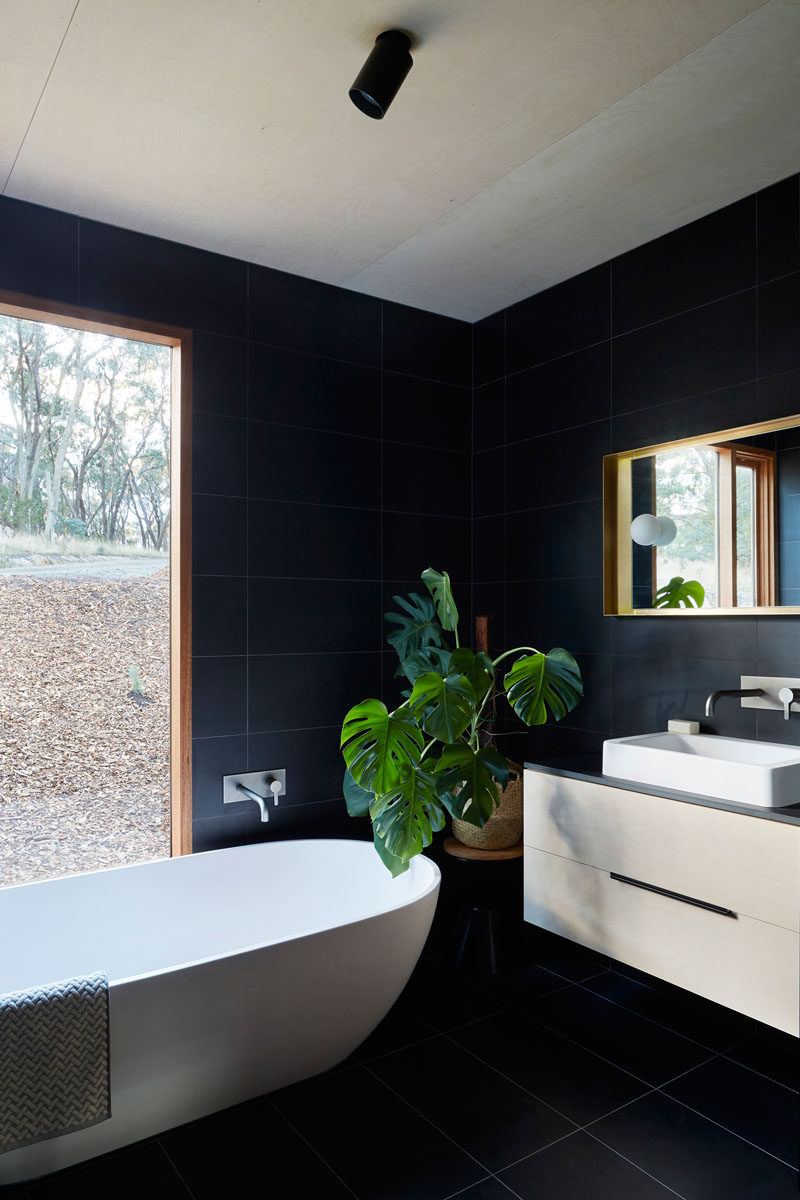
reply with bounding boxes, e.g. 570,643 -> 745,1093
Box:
0,839 -> 440,1184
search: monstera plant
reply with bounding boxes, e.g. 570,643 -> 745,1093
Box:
653,576 -> 705,608
340,568 -> 583,876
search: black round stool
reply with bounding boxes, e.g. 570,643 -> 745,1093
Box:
442,837 -> 524,974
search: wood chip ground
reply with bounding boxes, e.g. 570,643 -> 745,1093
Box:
0,569 -> 170,888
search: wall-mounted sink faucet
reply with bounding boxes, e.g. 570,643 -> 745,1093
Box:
705,677 -> 800,721
704,688 -> 764,717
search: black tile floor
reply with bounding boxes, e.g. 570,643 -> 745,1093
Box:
8,924 -> 800,1199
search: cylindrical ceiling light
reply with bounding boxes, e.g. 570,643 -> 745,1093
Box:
349,30 -> 413,119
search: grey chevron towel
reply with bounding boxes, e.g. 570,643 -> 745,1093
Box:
0,972 -> 110,1153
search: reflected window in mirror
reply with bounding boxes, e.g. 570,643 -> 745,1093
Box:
604,416 -> 798,616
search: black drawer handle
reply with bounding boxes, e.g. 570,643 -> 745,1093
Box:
609,872 -> 737,919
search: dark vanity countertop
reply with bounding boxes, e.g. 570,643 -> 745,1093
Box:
524,756 -> 800,826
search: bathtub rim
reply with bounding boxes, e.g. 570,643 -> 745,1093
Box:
1,838 -> 441,989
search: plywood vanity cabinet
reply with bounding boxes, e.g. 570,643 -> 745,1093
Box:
523,767 -> 800,1036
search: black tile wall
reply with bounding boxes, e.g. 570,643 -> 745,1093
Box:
3,173 -> 798,848
79,219 -> 248,337
474,175 -> 800,760
0,195 -> 79,304
506,263 -> 611,374
611,195 -> 756,335
757,175 -> 800,285
383,299 -> 472,386
0,193 -> 471,851
248,264 -> 381,366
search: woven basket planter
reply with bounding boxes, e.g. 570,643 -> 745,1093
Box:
452,773 -> 523,850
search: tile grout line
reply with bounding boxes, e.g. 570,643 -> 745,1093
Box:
155,1136 -> 200,1199
569,975 -> 751,1055
359,1059 -> 497,1179
651,1087 -> 799,1171
263,1095 -> 361,1199
581,1127 -> 690,1199
718,1046 -> 800,1095
444,1172 -> 525,1200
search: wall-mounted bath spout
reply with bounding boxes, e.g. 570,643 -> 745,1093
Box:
705,688 -> 764,717
236,783 -> 270,822
223,770 -> 287,823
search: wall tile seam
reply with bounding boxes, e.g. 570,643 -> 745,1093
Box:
380,436 -> 471,455
609,650 -> 759,666
383,367 -> 471,392
192,797 -> 345,816
380,505 -> 471,520
242,649 -> 383,658
608,377 -> 765,424
504,575 -> 603,584
502,337 -> 612,381
504,497 -> 602,515
497,419 -> 611,451
245,575 -> 397,584
247,722 -> 344,735
195,497 -> 468,517
247,332 -> 380,367
243,416 -> 380,444
610,280 -> 761,342
755,266 -> 800,291
246,334 -> 469,385
244,496 -> 382,513
233,414 -> 471,456
491,272 -> 774,383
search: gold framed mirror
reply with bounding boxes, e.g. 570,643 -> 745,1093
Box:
604,414 -> 800,616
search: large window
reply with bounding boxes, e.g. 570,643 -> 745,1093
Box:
0,294 -> 190,886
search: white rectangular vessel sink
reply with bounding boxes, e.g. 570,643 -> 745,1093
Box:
603,732 -> 800,808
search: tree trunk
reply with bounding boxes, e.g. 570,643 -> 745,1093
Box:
44,340 -> 89,540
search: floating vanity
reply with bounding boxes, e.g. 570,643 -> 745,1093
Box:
523,762 -> 800,1036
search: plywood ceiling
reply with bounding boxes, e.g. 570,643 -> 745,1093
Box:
1,0 -> 797,320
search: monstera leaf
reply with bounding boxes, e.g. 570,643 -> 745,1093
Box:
341,700 -> 424,794
372,825 -> 408,877
396,644 -> 452,685
434,743 -> 511,827
343,769 -> 374,817
385,592 -> 444,661
409,672 -> 476,742
503,649 -> 583,726
654,576 -> 705,609
422,567 -> 459,632
449,647 -> 495,705
370,767 -> 446,864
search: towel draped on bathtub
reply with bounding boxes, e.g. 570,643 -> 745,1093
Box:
0,971 -> 111,1154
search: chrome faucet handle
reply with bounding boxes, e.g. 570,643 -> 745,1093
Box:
778,687 -> 800,721
268,778 -> 283,807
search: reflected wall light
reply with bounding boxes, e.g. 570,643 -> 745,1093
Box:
630,513 -> 677,547
349,30 -> 413,119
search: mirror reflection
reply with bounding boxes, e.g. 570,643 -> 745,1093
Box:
605,417 -> 800,615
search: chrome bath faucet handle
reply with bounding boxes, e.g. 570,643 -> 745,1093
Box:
778,687 -> 800,721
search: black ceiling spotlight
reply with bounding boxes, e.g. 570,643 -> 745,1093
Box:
349,30 -> 413,119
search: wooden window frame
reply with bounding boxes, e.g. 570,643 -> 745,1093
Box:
0,289 -> 192,855
709,442 -> 776,608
